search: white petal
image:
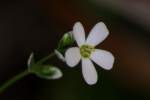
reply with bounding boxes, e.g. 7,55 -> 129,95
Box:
91,49 -> 114,70
86,22 -> 109,46
65,47 -> 81,67
82,58 -> 97,85
73,22 -> 85,46
54,50 -> 65,62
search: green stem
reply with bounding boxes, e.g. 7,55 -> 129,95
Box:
0,69 -> 29,93
0,52 -> 56,93
37,52 -> 56,64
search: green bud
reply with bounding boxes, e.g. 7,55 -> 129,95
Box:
57,31 -> 74,54
62,31 -> 74,46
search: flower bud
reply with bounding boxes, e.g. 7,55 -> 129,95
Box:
57,31 -> 74,54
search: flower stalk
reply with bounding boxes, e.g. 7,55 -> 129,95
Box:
0,52 -> 57,93
0,70 -> 29,93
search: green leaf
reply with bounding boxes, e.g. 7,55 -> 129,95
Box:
27,52 -> 35,67
54,50 -> 65,62
30,64 -> 63,80
27,52 -> 62,80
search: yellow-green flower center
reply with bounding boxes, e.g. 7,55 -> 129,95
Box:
80,45 -> 95,58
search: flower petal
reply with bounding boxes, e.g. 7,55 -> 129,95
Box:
91,49 -> 114,70
65,47 -> 81,67
86,22 -> 109,46
82,58 -> 97,85
73,22 -> 85,46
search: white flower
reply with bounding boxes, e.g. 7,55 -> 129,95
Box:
65,22 -> 115,85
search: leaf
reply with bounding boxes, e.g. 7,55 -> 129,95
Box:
27,52 -> 35,67
31,65 -> 63,80
54,50 -> 65,62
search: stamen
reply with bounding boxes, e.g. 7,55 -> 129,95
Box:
80,45 -> 95,58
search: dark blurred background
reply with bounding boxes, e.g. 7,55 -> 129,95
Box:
0,0 -> 150,100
